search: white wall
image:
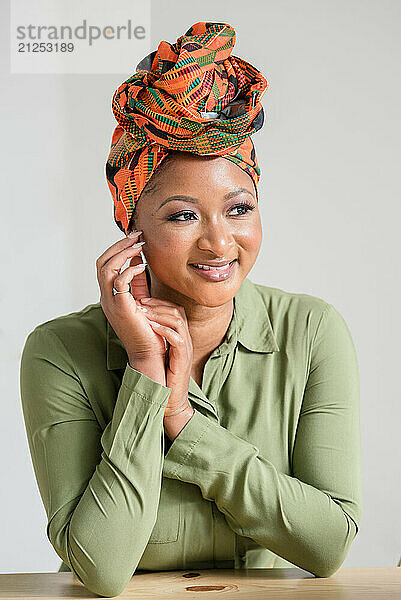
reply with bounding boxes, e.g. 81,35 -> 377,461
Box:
1,0 -> 400,573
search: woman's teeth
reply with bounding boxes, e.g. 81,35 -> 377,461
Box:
193,264 -> 224,271
192,261 -> 235,271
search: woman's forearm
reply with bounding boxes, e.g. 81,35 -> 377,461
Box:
129,358 -> 195,441
20,328 -> 173,597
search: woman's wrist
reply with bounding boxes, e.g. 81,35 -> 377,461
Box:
128,356 -> 166,386
163,406 -> 195,441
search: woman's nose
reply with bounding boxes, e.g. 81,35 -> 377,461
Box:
196,224 -> 236,255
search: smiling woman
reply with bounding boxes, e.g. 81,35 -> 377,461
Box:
19,21 -> 362,599
125,150 -> 262,321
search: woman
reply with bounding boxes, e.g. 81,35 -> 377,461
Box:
20,22 -> 362,598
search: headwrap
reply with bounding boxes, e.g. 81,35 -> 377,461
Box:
105,21 -> 269,235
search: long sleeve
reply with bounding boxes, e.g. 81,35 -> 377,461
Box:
20,327 -> 172,598
163,303 -> 362,578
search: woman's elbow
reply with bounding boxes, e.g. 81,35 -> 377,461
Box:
311,559 -> 344,579
83,575 -> 127,598
48,524 -> 131,597
63,561 -> 130,598
54,557 -> 128,598
64,557 -> 134,597
310,527 -> 359,578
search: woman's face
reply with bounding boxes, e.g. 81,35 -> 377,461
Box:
132,152 -> 262,307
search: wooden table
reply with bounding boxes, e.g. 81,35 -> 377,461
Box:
0,567 -> 400,598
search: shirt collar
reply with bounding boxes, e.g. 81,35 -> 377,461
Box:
228,276 -> 280,355
106,267 -> 280,370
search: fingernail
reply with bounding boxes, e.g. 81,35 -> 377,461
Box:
127,230 -> 143,238
137,306 -> 148,312
130,241 -> 145,248
140,297 -> 151,303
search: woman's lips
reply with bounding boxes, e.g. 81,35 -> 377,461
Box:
188,259 -> 237,281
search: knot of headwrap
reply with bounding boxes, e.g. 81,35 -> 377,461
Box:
105,21 -> 269,235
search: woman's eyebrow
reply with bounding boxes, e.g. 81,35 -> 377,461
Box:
156,187 -> 254,211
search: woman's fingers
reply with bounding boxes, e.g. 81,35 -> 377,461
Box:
143,306 -> 188,332
95,232 -> 141,293
113,263 -> 146,293
140,297 -> 179,308
128,255 -> 150,300
96,232 -> 142,273
98,243 -> 146,300
144,309 -> 185,328
104,242 -> 145,274
110,263 -> 149,315
147,320 -> 184,345
140,298 -> 188,322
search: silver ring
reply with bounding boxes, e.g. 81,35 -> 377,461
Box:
112,287 -> 130,295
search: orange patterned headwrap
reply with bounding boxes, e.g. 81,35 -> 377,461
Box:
105,21 -> 269,235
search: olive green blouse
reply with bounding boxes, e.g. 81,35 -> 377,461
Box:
19,271 -> 362,597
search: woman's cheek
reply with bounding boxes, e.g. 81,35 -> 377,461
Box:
240,227 -> 262,256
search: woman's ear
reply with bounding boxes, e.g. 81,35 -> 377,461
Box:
127,215 -> 137,235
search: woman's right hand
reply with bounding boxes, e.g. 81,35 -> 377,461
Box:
96,232 -> 167,362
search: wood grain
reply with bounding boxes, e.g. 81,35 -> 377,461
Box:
0,567 -> 400,598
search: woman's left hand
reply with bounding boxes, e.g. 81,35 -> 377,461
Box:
138,297 -> 193,417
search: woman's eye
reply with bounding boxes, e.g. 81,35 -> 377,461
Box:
167,211 -> 195,222
231,202 -> 255,216
167,202 -> 255,222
